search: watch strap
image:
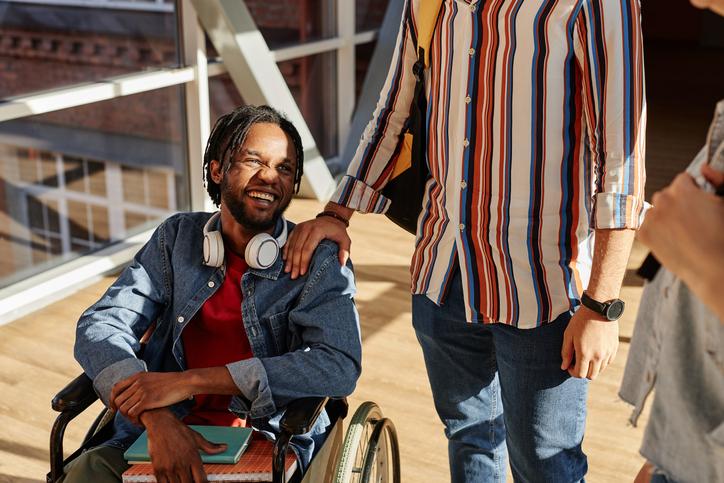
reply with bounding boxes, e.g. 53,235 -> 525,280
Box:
581,292 -> 608,315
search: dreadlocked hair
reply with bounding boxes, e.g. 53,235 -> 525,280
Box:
203,105 -> 304,206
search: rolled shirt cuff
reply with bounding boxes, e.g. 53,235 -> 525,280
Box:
93,357 -> 147,407
593,192 -> 650,229
225,357 -> 276,419
331,175 -> 391,214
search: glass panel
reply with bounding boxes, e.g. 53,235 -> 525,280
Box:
0,0 -> 179,98
209,74 -> 244,128
355,41 -> 377,102
278,52 -> 338,158
0,86 -> 188,288
243,0 -> 336,49
356,0 -> 389,32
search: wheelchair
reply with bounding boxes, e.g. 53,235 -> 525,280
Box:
47,373 -> 401,483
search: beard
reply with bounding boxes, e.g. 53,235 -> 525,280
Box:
220,177 -> 291,232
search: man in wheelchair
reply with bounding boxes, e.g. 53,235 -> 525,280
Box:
64,105 -> 362,483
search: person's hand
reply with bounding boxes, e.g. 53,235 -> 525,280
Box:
141,409 -> 227,483
638,171 -> 724,283
283,216 -> 351,279
110,372 -> 191,425
560,307 -> 619,380
638,169 -> 724,320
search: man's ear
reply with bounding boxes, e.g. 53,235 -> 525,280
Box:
209,159 -> 223,184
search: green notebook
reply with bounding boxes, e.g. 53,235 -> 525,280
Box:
123,426 -> 253,464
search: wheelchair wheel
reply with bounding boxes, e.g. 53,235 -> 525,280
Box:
334,402 -> 401,483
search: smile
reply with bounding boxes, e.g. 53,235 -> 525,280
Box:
247,190 -> 276,202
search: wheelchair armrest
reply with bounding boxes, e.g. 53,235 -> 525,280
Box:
52,373 -> 98,414
280,396 -> 329,435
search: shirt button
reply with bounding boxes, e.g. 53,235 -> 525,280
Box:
463,138 -> 469,147
468,48 -> 475,56
470,4 -> 477,12
461,180 -> 467,189
465,96 -> 471,104
177,316 -> 185,324
459,223 -> 465,231
208,281 -> 215,288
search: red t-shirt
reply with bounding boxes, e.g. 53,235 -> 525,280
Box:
182,248 -> 252,427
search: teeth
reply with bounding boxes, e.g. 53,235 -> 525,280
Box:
248,191 -> 274,202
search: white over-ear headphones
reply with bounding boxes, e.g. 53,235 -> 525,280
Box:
203,212 -> 288,270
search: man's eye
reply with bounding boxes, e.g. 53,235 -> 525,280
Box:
244,158 -> 262,165
278,164 -> 293,173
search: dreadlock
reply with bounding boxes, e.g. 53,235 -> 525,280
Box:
203,105 -> 304,206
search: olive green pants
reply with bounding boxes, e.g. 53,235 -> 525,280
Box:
62,445 -> 128,483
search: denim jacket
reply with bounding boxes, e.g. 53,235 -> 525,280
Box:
74,212 -> 362,469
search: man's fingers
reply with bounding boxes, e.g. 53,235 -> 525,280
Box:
569,358 -> 591,379
701,163 -> 724,189
339,247 -> 350,267
587,359 -> 602,380
113,383 -> 138,412
110,376 -> 137,409
560,332 -> 574,370
290,230 -> 311,279
191,462 -> 209,483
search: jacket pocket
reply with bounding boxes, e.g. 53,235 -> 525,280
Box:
266,312 -> 289,355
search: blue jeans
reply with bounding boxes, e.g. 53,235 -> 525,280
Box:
412,270 -> 588,483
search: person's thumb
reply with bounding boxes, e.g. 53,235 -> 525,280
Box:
194,433 -> 227,454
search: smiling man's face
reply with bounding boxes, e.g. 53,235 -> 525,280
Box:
211,122 -> 297,232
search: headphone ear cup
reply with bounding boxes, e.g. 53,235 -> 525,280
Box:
203,231 -> 224,267
245,233 -> 279,270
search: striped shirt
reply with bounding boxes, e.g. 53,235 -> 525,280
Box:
331,0 -> 647,328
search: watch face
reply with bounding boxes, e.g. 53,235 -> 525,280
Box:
605,300 -> 625,321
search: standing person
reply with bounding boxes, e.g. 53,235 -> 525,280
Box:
285,1 -> 646,482
620,3 -> 724,482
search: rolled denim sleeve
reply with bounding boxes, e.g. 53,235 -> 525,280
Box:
74,220 -> 171,405
227,242 -> 362,419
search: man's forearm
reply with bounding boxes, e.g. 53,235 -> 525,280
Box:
586,229 -> 636,300
185,367 -> 239,396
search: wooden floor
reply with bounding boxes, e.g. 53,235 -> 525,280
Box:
0,199 -> 653,483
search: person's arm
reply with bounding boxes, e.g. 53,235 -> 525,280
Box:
74,220 -> 172,405
561,229 -> 634,379
283,0 -> 418,278
563,0 -> 647,380
638,166 -> 724,321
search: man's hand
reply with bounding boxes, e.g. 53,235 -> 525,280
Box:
141,409 -> 227,483
638,166 -> 724,320
283,203 -> 353,279
560,307 -> 619,380
111,372 -> 191,425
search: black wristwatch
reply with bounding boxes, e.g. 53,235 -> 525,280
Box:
580,292 -> 625,321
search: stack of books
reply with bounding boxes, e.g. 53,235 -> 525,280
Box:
121,426 -> 297,482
